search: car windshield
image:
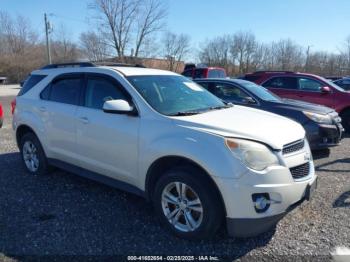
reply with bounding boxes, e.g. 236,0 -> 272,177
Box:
319,76 -> 346,92
234,79 -> 281,102
127,75 -> 226,116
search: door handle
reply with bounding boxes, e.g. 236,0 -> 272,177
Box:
79,117 -> 89,124
39,106 -> 46,112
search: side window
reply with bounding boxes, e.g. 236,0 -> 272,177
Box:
18,74 -> 47,96
49,77 -> 82,105
40,85 -> 50,100
262,77 -> 298,90
298,78 -> 323,92
338,79 -> 350,89
85,77 -> 127,110
210,83 -> 251,103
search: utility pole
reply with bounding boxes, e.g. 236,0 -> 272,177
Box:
44,13 -> 52,64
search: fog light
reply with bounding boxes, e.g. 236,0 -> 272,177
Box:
252,193 -> 270,213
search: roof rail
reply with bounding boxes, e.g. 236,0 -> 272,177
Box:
94,62 -> 146,68
41,62 -> 95,69
253,70 -> 295,74
40,61 -> 147,70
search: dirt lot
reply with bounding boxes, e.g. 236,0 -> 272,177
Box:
0,91 -> 349,261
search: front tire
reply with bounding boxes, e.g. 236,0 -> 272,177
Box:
153,166 -> 224,240
20,132 -> 50,175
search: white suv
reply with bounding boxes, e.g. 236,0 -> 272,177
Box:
13,63 -> 317,239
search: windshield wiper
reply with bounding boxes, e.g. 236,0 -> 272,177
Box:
168,111 -> 201,116
206,104 -> 233,111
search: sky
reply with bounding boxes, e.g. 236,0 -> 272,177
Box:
1,0 -> 350,54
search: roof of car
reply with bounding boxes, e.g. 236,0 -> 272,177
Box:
109,66 -> 178,76
35,63 -> 179,77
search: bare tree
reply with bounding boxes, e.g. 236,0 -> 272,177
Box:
80,31 -> 110,61
162,32 -> 190,71
341,36 -> 350,75
51,25 -> 81,63
231,31 -> 257,74
199,36 -> 231,66
0,11 -> 43,82
134,0 -> 166,57
90,0 -> 139,61
89,0 -> 166,60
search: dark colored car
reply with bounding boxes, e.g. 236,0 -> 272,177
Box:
242,71 -> 350,132
333,77 -> 350,91
195,78 -> 343,150
182,66 -> 226,79
0,103 -> 3,128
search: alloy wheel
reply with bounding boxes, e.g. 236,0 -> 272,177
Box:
161,181 -> 203,232
23,141 -> 39,172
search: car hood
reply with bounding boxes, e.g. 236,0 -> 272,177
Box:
172,106 -> 305,150
271,98 -> 334,114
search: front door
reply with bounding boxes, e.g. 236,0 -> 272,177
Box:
76,74 -> 140,185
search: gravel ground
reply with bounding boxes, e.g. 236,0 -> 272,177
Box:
0,94 -> 349,261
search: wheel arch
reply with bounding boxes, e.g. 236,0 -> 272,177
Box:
16,124 -> 39,148
145,155 -> 227,216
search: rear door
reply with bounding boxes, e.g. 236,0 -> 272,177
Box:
262,76 -> 300,100
75,73 -> 140,185
296,77 -> 335,108
38,73 -> 83,164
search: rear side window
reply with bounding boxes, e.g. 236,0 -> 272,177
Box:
48,77 -> 82,105
18,75 -> 47,96
262,77 -> 298,90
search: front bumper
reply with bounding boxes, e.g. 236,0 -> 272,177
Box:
212,139 -> 317,238
226,176 -> 317,237
305,121 -> 343,150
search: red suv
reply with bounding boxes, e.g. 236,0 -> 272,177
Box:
243,71 -> 350,132
182,66 -> 226,79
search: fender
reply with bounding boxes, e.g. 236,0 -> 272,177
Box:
137,127 -> 247,191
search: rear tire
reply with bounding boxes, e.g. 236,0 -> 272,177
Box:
153,166 -> 224,240
20,132 -> 50,175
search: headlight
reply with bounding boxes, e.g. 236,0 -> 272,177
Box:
303,111 -> 332,124
225,138 -> 279,171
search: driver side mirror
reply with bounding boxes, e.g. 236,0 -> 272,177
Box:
103,100 -> 137,116
321,86 -> 331,93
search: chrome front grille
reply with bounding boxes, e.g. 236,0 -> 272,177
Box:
290,162 -> 310,180
282,139 -> 305,155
